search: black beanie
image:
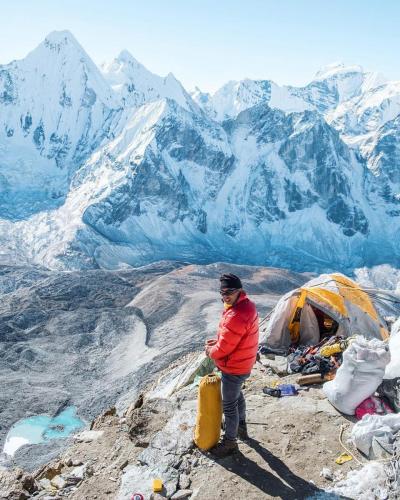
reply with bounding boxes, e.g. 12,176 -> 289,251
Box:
219,273 -> 242,290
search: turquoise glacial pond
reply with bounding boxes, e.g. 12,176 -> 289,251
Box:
3,406 -> 85,456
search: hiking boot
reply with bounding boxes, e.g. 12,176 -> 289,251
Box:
238,421 -> 249,441
209,437 -> 238,458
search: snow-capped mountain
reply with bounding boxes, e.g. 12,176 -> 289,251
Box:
327,80 -> 400,140
101,50 -> 198,113
0,31 -> 123,220
288,63 -> 387,114
191,63 -> 388,121
0,31 -> 399,272
191,79 -> 312,122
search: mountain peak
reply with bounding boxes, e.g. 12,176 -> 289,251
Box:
101,50 -> 149,78
45,29 -> 76,42
43,30 -> 83,52
100,52 -> 197,113
117,49 -> 134,61
165,72 -> 180,84
23,30 -> 98,70
115,49 -> 144,68
314,62 -> 364,81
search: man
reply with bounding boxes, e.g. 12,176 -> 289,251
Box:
205,273 -> 259,458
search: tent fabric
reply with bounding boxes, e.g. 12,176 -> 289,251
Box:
261,291 -> 297,348
262,273 -> 389,350
288,289 -> 307,343
303,287 -> 347,317
299,303 -> 320,346
332,273 -> 379,320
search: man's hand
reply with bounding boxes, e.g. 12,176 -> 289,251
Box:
205,338 -> 217,357
205,339 -> 216,357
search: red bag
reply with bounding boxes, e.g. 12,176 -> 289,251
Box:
355,395 -> 394,420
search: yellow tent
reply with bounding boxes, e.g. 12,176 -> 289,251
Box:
261,273 -> 389,350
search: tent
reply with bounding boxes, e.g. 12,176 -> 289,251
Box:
261,273 -> 389,350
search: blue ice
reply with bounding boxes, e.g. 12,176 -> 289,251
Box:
3,406 -> 85,456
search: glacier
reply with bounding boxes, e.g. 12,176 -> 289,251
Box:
0,30 -> 399,272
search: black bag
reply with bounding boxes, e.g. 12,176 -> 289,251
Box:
378,378 -> 400,413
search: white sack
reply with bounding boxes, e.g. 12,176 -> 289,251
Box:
328,462 -> 388,500
323,336 -> 390,415
384,317 -> 400,380
350,413 -> 400,457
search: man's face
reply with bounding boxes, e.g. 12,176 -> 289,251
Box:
220,288 -> 241,305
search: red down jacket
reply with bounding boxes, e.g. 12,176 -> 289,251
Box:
209,292 -> 259,375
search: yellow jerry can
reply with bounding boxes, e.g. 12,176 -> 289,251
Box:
194,373 -> 222,450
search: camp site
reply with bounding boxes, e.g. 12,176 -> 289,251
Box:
3,264 -> 399,500
2,3 -> 400,499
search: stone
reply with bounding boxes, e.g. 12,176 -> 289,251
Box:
261,355 -> 288,376
119,465 -> 178,499
85,465 -> 94,477
38,478 -> 53,490
171,490 -> 193,499
103,406 -> 117,417
119,459 -> 129,470
320,468 -> 334,481
14,469 -> 24,480
37,462 -> 63,481
0,468 -> 38,500
63,464 -> 86,485
73,430 -> 104,442
50,475 -> 67,489
69,459 -> 83,467
20,473 -> 36,493
179,457 -> 190,473
179,473 -> 191,489
138,408 -> 195,471
59,485 -> 77,495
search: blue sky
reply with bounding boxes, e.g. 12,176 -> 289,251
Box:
0,0 -> 399,92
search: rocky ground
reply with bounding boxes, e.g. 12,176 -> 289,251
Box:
1,352 -> 367,500
0,262 -> 308,471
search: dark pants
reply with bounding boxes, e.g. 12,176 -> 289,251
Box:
221,372 -> 250,441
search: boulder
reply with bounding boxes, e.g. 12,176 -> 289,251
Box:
119,408 -> 196,499
0,468 -> 37,500
36,461 -> 63,481
179,473 -> 191,489
260,355 -> 288,376
73,430 -> 104,443
50,475 -> 67,489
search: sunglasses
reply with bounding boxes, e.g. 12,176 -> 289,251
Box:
219,288 -> 239,297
